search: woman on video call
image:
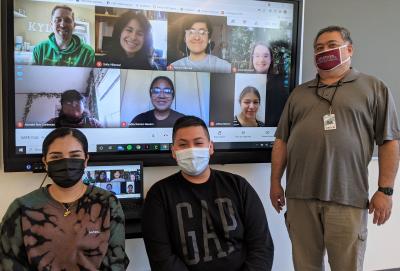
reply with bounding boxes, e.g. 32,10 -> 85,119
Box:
130,76 -> 185,127
250,42 -> 289,126
234,86 -> 265,127
99,11 -> 158,70
170,15 -> 231,73
0,127 -> 129,271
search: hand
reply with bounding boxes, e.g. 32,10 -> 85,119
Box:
369,191 -> 393,225
270,182 -> 285,213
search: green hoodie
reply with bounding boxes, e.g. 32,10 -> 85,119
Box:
33,33 -> 94,67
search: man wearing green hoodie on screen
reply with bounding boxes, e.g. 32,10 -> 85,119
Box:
33,5 -> 94,67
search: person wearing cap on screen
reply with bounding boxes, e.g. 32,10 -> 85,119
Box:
46,89 -> 102,128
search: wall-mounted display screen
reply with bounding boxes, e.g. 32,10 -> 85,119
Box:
2,0 -> 302,171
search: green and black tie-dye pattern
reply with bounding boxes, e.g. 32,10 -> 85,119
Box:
0,185 -> 129,270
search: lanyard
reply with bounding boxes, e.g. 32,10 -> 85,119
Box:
314,76 -> 341,113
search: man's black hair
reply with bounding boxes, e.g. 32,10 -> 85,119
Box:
172,116 -> 210,142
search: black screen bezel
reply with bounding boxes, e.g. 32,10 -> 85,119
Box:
1,0 -> 303,172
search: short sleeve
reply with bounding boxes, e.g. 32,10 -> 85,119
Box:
374,83 -> 400,145
274,92 -> 293,142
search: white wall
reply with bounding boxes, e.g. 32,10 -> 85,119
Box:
2,1 -> 400,270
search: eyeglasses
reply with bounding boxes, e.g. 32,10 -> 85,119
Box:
63,101 -> 83,108
185,29 -> 209,37
150,87 -> 174,95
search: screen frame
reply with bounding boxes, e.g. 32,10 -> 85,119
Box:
1,0 -> 303,172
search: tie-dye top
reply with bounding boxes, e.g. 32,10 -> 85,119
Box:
0,185 -> 129,270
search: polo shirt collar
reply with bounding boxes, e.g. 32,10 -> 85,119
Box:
307,67 -> 360,88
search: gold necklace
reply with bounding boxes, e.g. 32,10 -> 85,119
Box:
54,184 -> 86,217
62,203 -> 72,217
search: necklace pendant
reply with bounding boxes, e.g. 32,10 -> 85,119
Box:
64,210 -> 71,217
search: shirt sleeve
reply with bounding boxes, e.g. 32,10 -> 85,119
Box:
100,196 -> 130,271
274,91 -> 293,142
142,185 -> 190,271
374,82 -> 400,145
0,200 -> 30,271
241,180 -> 274,271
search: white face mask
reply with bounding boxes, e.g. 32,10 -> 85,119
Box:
175,147 -> 210,176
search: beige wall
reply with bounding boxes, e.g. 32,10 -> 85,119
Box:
14,0 -> 95,47
1,1 -> 400,270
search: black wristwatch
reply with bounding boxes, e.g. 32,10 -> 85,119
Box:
378,186 -> 394,196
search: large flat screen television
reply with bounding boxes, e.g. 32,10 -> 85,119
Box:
2,0 -> 302,172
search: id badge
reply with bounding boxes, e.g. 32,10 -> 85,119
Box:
323,114 -> 336,130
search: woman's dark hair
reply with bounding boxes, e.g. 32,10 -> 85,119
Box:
182,15 -> 214,54
172,116 -> 209,142
42,127 -> 88,157
239,86 -> 261,103
249,42 -> 274,74
110,11 -> 153,61
149,76 -> 175,98
97,170 -> 107,181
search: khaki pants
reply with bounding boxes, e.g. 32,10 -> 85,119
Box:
285,199 -> 368,271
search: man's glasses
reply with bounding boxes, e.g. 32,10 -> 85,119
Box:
150,87 -> 174,95
185,29 -> 209,37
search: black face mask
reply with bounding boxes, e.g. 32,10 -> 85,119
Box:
47,158 -> 85,188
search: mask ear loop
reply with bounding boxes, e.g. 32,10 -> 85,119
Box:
39,173 -> 49,188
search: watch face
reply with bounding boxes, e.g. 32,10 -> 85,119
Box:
379,187 -> 393,196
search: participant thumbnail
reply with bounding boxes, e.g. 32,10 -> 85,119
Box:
120,70 -> 210,127
167,13 -> 231,73
14,0 -> 95,67
209,73 -> 266,127
233,74 -> 267,127
14,65 -> 121,128
224,24 -> 293,77
95,7 -> 167,70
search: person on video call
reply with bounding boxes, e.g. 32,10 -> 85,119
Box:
270,26 -> 400,271
250,42 -> 288,126
129,173 -> 141,193
46,89 -> 103,128
170,15 -> 231,73
106,183 -> 116,195
0,127 -> 129,270
111,170 -> 126,182
33,5 -> 94,67
130,76 -> 184,127
96,170 -> 109,182
233,86 -> 265,127
127,184 -> 134,194
142,116 -> 274,271
98,11 -> 158,70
